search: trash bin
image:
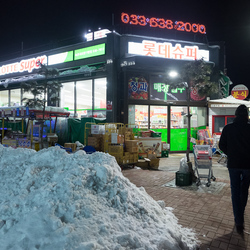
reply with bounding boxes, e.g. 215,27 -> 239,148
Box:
175,171 -> 192,186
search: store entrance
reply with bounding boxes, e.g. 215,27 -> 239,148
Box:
128,105 -> 199,152
170,106 -> 188,151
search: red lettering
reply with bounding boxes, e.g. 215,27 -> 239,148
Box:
1,56 -> 47,75
35,58 -> 40,67
25,61 -> 30,70
20,61 -> 25,71
14,64 -> 18,72
29,60 -> 35,72
1,66 -> 6,74
40,56 -> 46,65
6,65 -> 10,73
10,65 -> 14,72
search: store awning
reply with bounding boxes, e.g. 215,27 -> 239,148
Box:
208,95 -> 250,107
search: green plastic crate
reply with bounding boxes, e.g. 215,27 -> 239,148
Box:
151,132 -> 162,137
161,150 -> 169,158
175,171 -> 192,186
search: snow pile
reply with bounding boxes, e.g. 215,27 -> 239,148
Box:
0,145 -> 198,249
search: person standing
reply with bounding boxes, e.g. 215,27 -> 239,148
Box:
219,104 -> 250,236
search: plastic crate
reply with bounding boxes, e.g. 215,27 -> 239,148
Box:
161,150 -> 169,158
151,132 -> 162,137
175,171 -> 192,186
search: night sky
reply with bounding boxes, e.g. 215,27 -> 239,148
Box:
1,0 -> 250,91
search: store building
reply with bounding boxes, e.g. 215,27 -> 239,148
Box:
0,27 -> 227,152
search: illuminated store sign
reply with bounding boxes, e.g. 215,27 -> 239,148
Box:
128,40 -> 209,61
128,76 -> 148,100
121,12 -> 206,34
231,84 -> 249,100
85,29 -> 111,41
75,43 -> 105,60
48,51 -> 73,65
0,55 -> 47,76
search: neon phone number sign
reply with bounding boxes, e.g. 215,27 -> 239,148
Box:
121,12 -> 206,34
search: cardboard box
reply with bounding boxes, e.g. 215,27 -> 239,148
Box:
108,144 -> 123,155
124,152 -> 130,157
125,128 -> 133,133
64,143 -> 77,152
125,132 -> 132,140
149,158 -> 160,169
117,134 -> 124,144
125,140 -> 138,153
91,125 -> 105,134
136,159 -> 149,169
17,138 -> 31,149
2,139 -> 17,148
88,137 -> 102,150
125,146 -> 138,153
88,137 -> 99,144
47,133 -> 58,143
133,153 -> 138,162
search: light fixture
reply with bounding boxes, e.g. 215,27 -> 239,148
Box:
168,71 -> 178,78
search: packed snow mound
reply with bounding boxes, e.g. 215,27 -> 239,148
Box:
0,145 -> 198,250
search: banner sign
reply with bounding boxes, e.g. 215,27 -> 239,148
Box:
74,44 -> 105,60
128,40 -> 209,61
0,43 -> 105,77
128,76 -> 148,99
150,77 -> 206,102
48,51 -> 73,65
150,79 -> 186,101
0,55 -> 47,76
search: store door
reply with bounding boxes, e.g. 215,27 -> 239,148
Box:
170,107 -> 188,151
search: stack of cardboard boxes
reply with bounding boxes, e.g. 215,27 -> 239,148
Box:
64,143 -> 77,152
87,124 -> 139,165
87,135 -> 104,151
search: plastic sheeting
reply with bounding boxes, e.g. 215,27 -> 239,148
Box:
67,117 -> 106,145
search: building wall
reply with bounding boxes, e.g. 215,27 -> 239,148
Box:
208,107 -> 235,135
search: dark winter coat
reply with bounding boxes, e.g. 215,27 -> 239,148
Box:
219,116 -> 250,169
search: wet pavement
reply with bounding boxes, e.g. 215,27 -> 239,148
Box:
122,154 -> 250,250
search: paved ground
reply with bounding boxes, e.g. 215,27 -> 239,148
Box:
122,154 -> 250,250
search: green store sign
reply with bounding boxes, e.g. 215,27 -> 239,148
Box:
74,44 -> 105,60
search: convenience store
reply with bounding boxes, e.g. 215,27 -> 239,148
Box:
0,28 -> 226,152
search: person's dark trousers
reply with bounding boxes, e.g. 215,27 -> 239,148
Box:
228,168 -> 250,227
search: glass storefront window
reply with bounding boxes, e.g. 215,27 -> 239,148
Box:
190,107 -> 207,127
171,107 -> 188,128
10,89 -> 21,106
150,106 -> 167,128
94,78 -> 106,118
213,115 -> 234,134
22,88 -> 45,106
76,80 -> 92,118
0,90 -> 9,107
60,82 -> 75,116
128,105 -> 148,128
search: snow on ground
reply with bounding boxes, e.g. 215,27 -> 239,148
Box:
0,145 -> 198,250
